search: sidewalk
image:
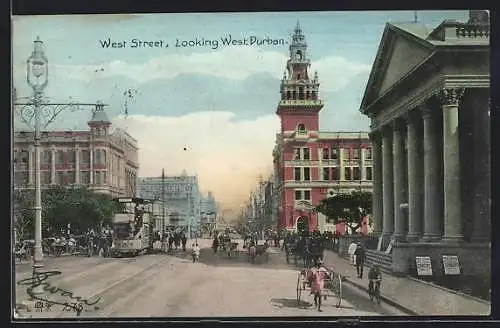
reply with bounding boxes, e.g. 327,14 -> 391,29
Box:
322,250 -> 491,316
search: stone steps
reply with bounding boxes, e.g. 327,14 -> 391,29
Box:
365,249 -> 392,273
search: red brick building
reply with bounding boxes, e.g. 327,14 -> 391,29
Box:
13,102 -> 139,197
273,23 -> 373,232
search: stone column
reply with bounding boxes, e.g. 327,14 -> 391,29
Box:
421,105 -> 441,241
370,131 -> 383,235
471,93 -> 490,242
361,148 -> 366,180
75,146 -> 80,184
28,147 -> 34,186
406,110 -> 424,242
392,120 -> 407,241
381,126 -> 394,245
89,146 -> 94,184
441,88 -> 465,242
51,147 -> 56,184
339,145 -> 345,181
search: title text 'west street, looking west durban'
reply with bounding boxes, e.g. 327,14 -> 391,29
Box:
176,35 -> 286,50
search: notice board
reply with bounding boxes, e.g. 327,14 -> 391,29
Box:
442,255 -> 461,275
415,256 -> 433,276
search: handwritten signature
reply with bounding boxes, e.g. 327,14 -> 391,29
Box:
17,270 -> 101,316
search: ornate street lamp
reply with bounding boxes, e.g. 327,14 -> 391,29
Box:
26,36 -> 48,294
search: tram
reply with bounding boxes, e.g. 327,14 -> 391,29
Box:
110,197 -> 155,257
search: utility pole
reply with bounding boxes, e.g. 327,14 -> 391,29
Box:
161,168 -> 165,234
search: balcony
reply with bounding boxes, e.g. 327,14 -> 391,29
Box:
278,99 -> 323,107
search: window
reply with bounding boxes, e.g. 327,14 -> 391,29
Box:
56,150 -> 64,165
294,167 -> 301,181
302,148 -> 310,160
295,190 -> 311,201
297,124 -> 306,132
42,171 -> 51,184
15,150 -> 29,164
332,167 -> 340,180
294,148 -> 301,160
56,171 -> 64,184
330,148 -> 339,160
303,167 -> 310,181
352,149 -> 360,160
299,87 -> 305,100
80,150 -> 90,163
42,151 -> 51,165
67,150 -> 75,163
353,167 -> 361,180
366,167 -> 373,181
14,172 -> 28,185
67,171 -> 75,184
365,148 -> 372,160
345,167 -> 352,181
323,167 -> 330,181
80,171 -> 90,184
323,148 -> 329,160
94,171 -> 106,185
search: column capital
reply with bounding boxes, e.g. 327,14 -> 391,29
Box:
368,130 -> 381,141
392,117 -> 406,131
439,87 -> 465,107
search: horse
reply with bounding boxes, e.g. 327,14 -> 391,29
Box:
248,242 -> 269,264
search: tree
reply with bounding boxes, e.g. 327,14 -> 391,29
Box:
13,190 -> 35,242
315,191 -> 372,233
41,186 -> 118,236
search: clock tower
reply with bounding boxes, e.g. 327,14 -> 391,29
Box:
277,21 -> 324,135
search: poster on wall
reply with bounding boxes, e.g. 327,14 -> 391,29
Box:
415,256 -> 433,276
442,255 -> 461,275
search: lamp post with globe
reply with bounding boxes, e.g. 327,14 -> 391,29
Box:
26,36 -> 49,290
15,37 -> 106,293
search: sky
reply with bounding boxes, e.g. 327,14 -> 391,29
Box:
12,11 -> 470,217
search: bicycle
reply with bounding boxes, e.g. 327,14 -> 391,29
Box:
368,279 -> 381,304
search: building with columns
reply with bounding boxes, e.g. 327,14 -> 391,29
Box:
359,11 -> 490,277
13,102 -> 140,197
273,22 -> 373,233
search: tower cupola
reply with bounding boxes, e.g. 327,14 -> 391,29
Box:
88,100 -> 111,137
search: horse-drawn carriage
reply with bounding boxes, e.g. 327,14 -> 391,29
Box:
296,266 -> 343,308
244,239 -> 270,264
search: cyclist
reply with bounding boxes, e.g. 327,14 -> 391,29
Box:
368,264 -> 382,302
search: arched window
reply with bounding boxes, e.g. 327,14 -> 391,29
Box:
299,87 -> 305,100
297,123 -> 306,132
296,50 -> 303,60
286,91 -> 291,100
292,90 -> 297,100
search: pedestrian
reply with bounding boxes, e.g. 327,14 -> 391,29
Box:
354,242 -> 366,279
191,243 -> 200,262
307,258 -> 328,312
348,241 -> 357,265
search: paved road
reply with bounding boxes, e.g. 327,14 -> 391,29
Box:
14,239 -> 405,318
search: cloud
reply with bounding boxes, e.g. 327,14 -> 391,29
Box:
113,111 -> 279,216
13,46 -> 371,93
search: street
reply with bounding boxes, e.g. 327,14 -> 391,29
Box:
15,239 -> 406,318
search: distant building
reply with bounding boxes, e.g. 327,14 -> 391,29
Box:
200,191 -> 218,230
138,171 -> 201,228
273,22 -> 373,233
13,102 -> 139,197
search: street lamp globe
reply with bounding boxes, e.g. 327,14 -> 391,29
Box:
26,36 -> 48,90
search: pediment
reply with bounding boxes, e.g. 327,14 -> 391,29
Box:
377,34 -> 432,96
360,24 -> 435,112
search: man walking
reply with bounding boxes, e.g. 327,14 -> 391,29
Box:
348,241 -> 357,265
354,242 -> 366,279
